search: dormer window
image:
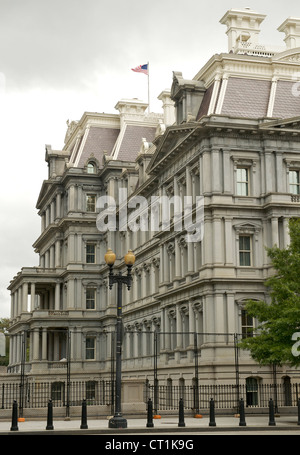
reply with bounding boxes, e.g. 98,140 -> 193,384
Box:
87,162 -> 96,174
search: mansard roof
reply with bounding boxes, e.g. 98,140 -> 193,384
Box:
194,49 -> 300,122
63,100 -> 162,170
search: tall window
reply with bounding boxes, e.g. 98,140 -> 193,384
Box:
86,381 -> 96,400
239,236 -> 251,266
241,309 -> 254,338
86,288 -> 96,309
86,337 -> 96,360
86,194 -> 96,212
86,243 -> 96,263
289,170 -> 300,194
237,168 -> 249,196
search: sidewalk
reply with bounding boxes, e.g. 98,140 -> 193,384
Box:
0,414 -> 300,434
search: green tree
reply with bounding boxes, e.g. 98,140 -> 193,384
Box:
239,218 -> 300,367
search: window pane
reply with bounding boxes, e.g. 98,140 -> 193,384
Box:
86,381 -> 96,399
86,194 -> 96,212
289,171 -> 300,194
239,236 -> 250,250
237,168 -> 249,196
87,163 -> 95,174
86,338 -> 95,359
239,236 -> 251,266
86,244 -> 96,263
242,310 -> 254,339
86,288 -> 95,309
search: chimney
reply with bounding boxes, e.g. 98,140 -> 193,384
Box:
220,8 -> 266,52
157,90 -> 175,126
278,17 -> 300,49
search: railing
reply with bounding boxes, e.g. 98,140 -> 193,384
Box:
1,381 -> 300,412
146,383 -> 300,412
0,380 -> 114,410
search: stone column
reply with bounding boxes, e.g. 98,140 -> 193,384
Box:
271,217 -> 279,246
68,185 -> 76,212
77,185 -> 83,211
50,200 -> 55,224
67,279 -> 75,309
55,240 -> 61,267
42,329 -> 47,360
165,310 -> 171,351
22,283 -> 28,313
17,287 -> 22,315
226,293 -> 236,335
283,217 -> 290,247
176,305 -> 182,349
45,206 -> 50,228
213,217 -> 222,264
77,234 -> 82,263
68,233 -> 75,263
41,212 -> 45,232
30,283 -> 35,311
224,218 -> 233,265
215,293 -> 225,343
56,192 -> 61,219
33,329 -> 40,361
174,237 -> 181,280
55,282 -> 60,310
50,244 -> 55,268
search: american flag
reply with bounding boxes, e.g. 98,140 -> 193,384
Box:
131,63 -> 148,75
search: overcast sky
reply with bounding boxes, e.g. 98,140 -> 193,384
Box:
0,0 -> 299,318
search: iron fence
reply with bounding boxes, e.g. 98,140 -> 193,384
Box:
146,383 -> 300,412
0,380 -> 114,410
1,380 -> 300,412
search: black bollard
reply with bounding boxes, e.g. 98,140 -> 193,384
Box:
239,398 -> 246,426
46,399 -> 54,430
80,399 -> 88,429
268,398 -> 276,426
178,398 -> 185,427
209,398 -> 216,427
298,398 -> 300,426
146,398 -> 154,428
10,400 -> 18,431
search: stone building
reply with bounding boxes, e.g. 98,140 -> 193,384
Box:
7,8 -> 300,395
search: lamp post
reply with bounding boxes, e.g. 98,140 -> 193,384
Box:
105,248 -> 135,429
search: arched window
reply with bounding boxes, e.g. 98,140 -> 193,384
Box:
87,162 -> 96,174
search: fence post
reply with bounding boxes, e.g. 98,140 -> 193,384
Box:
80,399 -> 88,429
10,400 -> 18,431
268,398 -> 276,426
46,399 -> 54,430
298,398 -> 300,426
178,398 -> 185,427
1,384 -> 4,409
209,398 -> 216,427
146,398 -> 154,428
239,398 -> 246,426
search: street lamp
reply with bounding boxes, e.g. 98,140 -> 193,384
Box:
105,248 -> 135,428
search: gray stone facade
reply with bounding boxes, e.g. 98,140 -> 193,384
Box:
6,9 -> 300,393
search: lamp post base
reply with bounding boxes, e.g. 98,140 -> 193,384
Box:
108,415 -> 127,429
